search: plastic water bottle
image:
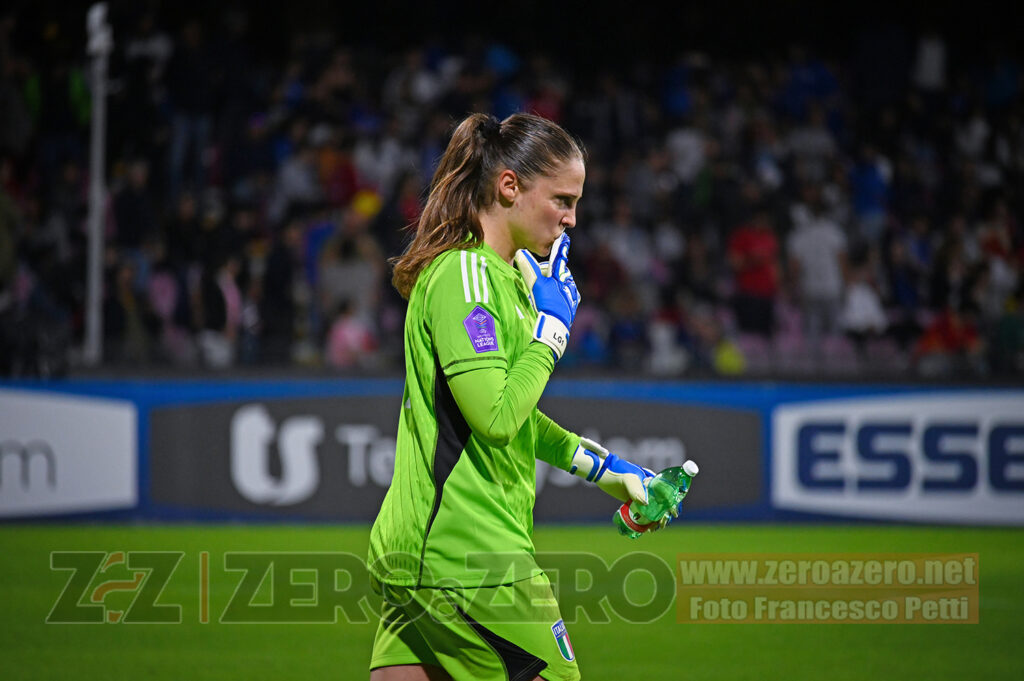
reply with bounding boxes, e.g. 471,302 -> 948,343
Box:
613,460 -> 699,538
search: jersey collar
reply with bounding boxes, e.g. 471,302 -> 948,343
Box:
478,241 -> 519,279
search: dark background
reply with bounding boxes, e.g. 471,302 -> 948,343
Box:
9,1 -> 1021,69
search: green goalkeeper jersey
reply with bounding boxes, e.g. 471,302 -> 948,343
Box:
368,241 -> 579,588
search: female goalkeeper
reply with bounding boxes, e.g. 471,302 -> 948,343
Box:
368,112 -> 658,681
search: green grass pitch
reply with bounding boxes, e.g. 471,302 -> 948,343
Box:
1,523 -> 1021,680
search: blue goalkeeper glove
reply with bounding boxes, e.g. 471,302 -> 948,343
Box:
514,233 -> 580,361
570,437 -> 680,529
569,437 -> 654,504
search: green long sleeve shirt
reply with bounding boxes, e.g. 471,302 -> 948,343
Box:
368,242 -> 579,588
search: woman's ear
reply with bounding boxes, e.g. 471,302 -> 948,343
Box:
496,169 -> 518,206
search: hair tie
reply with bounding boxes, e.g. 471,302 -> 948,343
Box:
479,116 -> 501,142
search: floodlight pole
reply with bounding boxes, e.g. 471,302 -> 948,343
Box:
83,3 -> 112,366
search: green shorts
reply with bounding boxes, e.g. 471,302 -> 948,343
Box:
369,572 -> 581,681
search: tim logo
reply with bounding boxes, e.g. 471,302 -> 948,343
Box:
0,440 -> 56,491
231,405 -> 323,506
47,551 -> 183,623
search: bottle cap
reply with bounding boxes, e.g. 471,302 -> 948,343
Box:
683,460 -> 699,476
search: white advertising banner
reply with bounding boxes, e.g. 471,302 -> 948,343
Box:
0,389 -> 137,516
772,393 -> 1024,524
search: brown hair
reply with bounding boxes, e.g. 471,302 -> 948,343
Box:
390,112 -> 585,298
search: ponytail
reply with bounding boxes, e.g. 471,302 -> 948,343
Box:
390,112 -> 585,298
391,113 -> 493,298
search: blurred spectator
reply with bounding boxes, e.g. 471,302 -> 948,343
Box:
113,159 -> 157,288
163,191 -> 201,271
259,218 -> 303,364
990,282 -> 1024,373
269,140 -> 322,226
353,116 -> 418,200
591,194 -> 655,308
849,143 -> 891,245
623,147 -> 678,226
785,102 -> 837,184
840,246 -> 889,359
324,298 -> 378,370
165,19 -> 215,204
666,108 -> 708,188
40,158 -> 84,264
317,129 -> 361,208
584,70 -> 645,166
976,197 -> 1020,322
677,230 -> 720,306
727,196 -> 780,338
103,258 -> 155,364
911,27 -> 947,96
580,240 -> 628,308
225,113 -> 276,206
786,183 -> 848,351
750,112 -> 786,192
687,301 -> 746,377
317,198 -> 385,338
371,169 -> 422,257
883,231 -> 925,351
146,256 -> 196,366
929,216 -> 975,313
903,214 -> 937,286
607,286 -> 649,372
382,47 -> 442,132
647,289 -> 691,376
912,302 -> 986,378
194,254 -> 242,369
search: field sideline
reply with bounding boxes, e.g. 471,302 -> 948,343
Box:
1,524 -> 1021,681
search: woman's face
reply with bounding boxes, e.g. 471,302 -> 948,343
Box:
507,157 -> 585,257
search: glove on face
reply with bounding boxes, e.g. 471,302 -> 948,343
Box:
515,233 -> 580,361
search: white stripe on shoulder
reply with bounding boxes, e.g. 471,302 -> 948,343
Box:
470,252 -> 481,302
515,305 -> 525,319
460,250 -> 471,303
480,256 -> 489,303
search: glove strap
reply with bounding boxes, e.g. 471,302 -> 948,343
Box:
533,312 -> 569,361
569,437 -> 608,480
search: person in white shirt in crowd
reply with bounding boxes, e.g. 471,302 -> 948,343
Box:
786,182 -> 848,356
840,245 -> 889,361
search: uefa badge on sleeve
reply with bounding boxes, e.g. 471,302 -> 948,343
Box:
551,619 -> 574,661
463,306 -> 498,353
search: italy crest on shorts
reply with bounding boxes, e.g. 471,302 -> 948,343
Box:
551,619 -> 574,661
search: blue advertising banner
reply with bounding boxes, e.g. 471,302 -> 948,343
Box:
2,379 -> 1021,524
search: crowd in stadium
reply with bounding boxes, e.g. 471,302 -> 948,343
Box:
1,7 -> 1022,379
